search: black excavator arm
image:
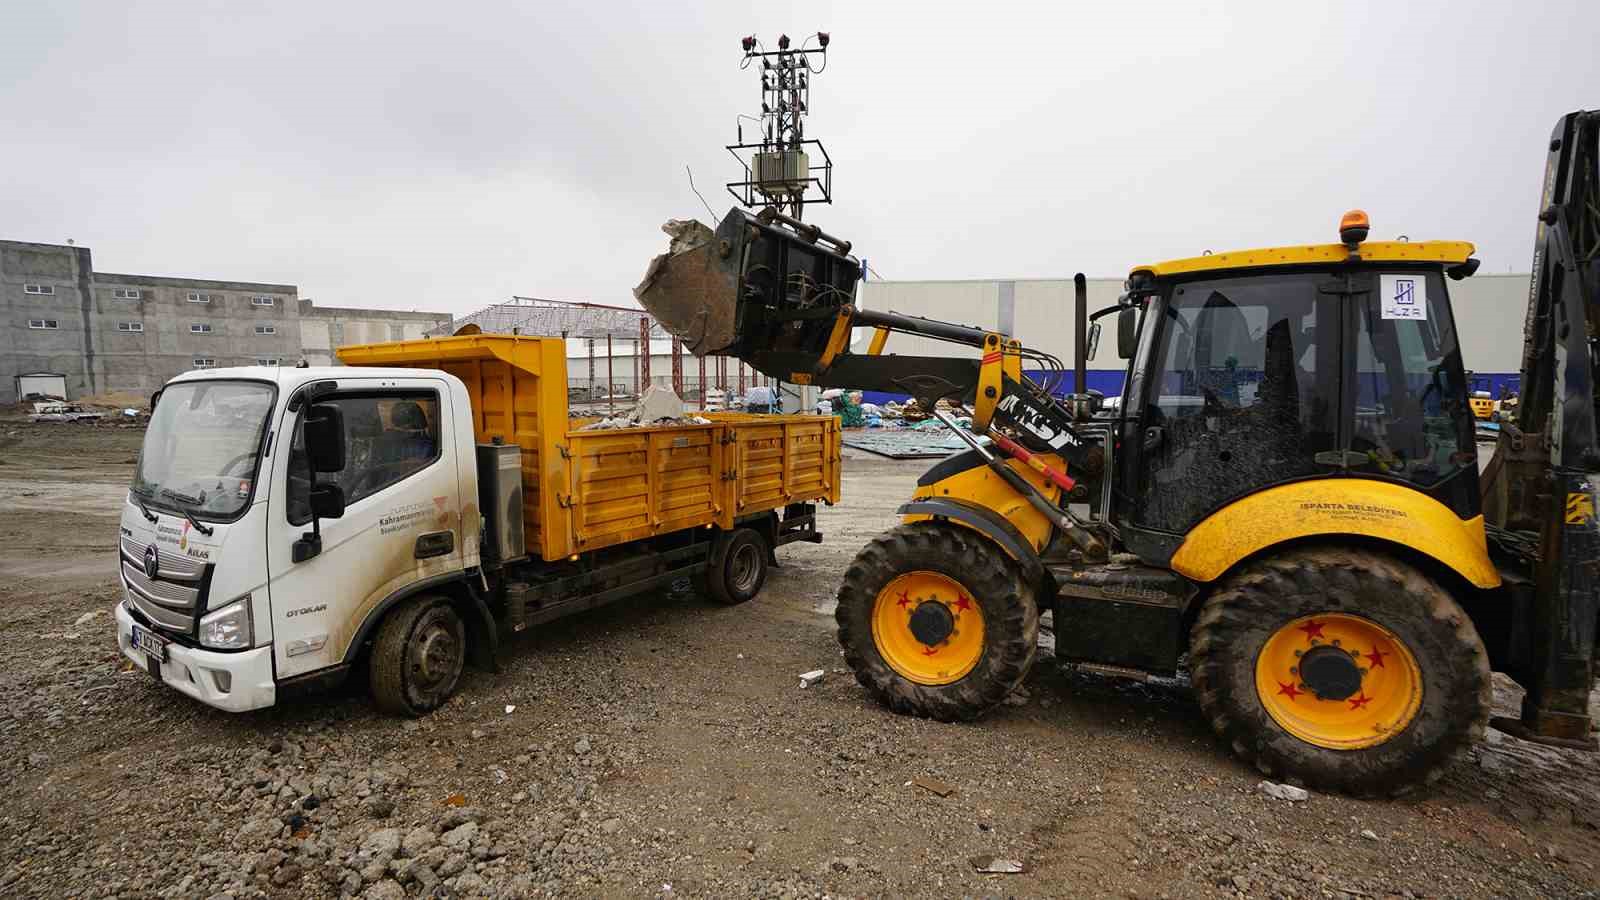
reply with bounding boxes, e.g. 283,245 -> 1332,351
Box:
1483,109 -> 1600,746
635,206 -> 1097,472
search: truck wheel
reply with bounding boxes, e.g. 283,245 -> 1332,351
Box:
370,594 -> 466,716
1190,547 -> 1490,796
703,528 -> 769,605
836,522 -> 1038,722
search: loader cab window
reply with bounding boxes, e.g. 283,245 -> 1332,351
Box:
1348,271 -> 1474,488
1135,272 -> 1338,533
286,391 -> 442,525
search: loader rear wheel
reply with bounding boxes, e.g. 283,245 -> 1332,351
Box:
370,595 -> 466,717
836,523 -> 1038,721
1190,547 -> 1490,796
702,528 -> 769,605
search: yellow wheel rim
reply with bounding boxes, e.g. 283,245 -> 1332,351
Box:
871,570 -> 986,686
1255,613 -> 1422,750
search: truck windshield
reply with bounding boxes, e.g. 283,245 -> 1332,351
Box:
132,380 -> 275,521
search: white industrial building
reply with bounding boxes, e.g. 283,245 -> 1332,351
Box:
855,272 -> 1530,399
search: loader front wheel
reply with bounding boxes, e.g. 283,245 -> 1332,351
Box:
836,523 -> 1038,721
370,595 -> 466,716
1190,547 -> 1490,796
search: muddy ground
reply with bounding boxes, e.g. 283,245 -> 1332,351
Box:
3,419 -> 1600,899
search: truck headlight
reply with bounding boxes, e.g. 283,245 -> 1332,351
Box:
200,595 -> 254,650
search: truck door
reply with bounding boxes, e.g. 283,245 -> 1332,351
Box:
266,378 -> 463,680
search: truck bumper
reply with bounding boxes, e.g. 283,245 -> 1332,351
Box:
115,603 -> 276,712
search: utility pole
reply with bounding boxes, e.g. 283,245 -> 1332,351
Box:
728,32 -> 833,222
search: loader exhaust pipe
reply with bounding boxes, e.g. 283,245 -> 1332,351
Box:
1073,273 -> 1088,395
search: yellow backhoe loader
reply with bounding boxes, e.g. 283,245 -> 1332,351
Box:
636,109 -> 1600,796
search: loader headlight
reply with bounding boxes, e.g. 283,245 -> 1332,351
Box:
200,595 -> 254,650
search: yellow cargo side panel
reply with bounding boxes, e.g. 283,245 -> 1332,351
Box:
652,428 -> 720,534
781,420 -> 830,504
735,423 -> 788,514
1170,479 -> 1501,589
566,424 -> 723,553
568,432 -> 653,552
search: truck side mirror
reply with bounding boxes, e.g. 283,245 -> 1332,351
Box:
304,403 -> 346,473
1085,321 -> 1102,361
1117,306 -> 1139,359
309,483 -> 346,520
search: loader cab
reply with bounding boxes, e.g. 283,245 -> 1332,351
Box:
1111,215 -> 1481,562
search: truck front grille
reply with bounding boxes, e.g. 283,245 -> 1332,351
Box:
122,560 -> 198,609
119,542 -> 211,637
120,535 -> 206,581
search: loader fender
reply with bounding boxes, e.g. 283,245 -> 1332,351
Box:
1169,480 -> 1501,589
897,497 -> 1045,587
906,449 -> 1062,560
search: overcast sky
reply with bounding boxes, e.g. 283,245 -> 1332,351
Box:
3,1 -> 1597,317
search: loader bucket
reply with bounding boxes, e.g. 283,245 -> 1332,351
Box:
634,208 -> 862,369
633,216 -> 744,356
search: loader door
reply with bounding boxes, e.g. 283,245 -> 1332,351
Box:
1128,271 -> 1342,534
1340,270 -> 1479,515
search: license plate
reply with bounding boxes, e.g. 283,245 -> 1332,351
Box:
130,623 -> 168,663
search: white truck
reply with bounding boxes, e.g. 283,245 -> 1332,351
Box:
114,334 -> 839,714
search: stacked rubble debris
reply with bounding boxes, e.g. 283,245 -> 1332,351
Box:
574,386 -> 713,431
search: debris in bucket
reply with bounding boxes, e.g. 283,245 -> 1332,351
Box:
634,218 -> 740,355
970,855 -> 1026,874
798,669 -> 826,688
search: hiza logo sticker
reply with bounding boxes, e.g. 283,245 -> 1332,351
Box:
1380,274 -> 1428,321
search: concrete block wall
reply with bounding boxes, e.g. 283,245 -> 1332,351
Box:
2,239 -> 452,403
298,301 -> 452,366
88,273 -> 300,396
1,241 -> 97,400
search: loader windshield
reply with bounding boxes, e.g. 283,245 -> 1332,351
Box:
131,380 -> 275,522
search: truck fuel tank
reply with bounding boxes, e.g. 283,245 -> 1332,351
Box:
477,443 -> 526,567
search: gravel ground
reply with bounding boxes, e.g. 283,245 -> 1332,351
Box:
4,420 -> 1600,898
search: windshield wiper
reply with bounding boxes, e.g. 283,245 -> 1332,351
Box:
130,489 -> 159,524
159,488 -> 216,536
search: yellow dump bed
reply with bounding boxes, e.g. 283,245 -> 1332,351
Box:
337,334 -> 840,561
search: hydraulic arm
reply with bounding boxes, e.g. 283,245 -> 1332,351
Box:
635,206 -> 1095,472
1484,109 -> 1600,745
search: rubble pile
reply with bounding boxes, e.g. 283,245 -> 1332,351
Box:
575,386 -> 712,431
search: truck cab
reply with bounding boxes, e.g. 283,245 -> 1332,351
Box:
115,365 -> 479,711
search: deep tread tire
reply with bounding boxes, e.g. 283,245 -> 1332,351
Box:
836,522 -> 1038,721
703,528 -> 770,605
370,594 -> 466,716
1190,547 -> 1490,796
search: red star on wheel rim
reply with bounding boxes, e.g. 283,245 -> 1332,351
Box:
1277,681 -> 1303,701
1348,693 -> 1373,711
895,590 -> 910,608
1298,620 -> 1325,640
922,646 -> 939,656
1365,645 -> 1388,669
953,595 -> 973,613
